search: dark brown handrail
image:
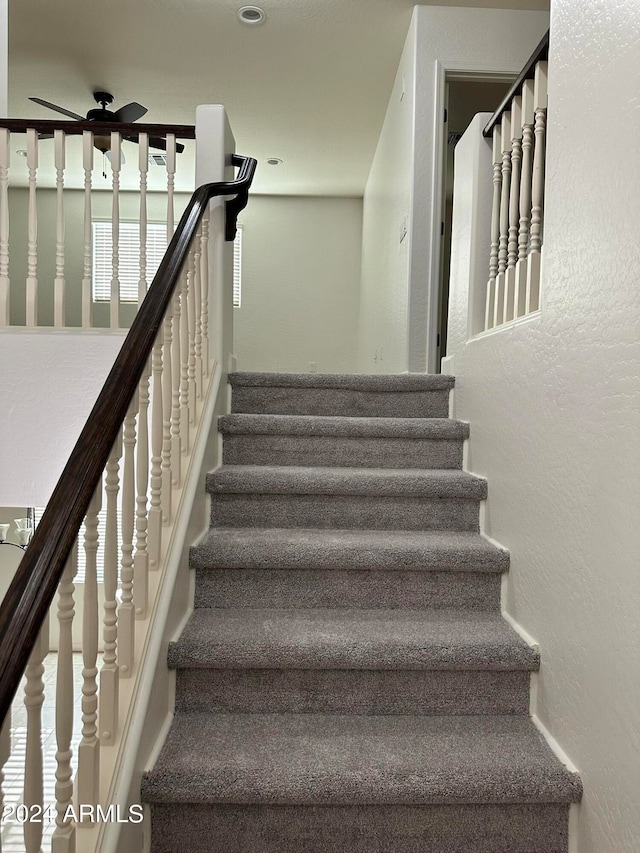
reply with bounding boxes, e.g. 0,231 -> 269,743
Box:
0,152 -> 257,724
483,30 -> 549,138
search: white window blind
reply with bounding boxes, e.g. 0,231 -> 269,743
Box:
92,221 -> 168,302
233,224 -> 242,308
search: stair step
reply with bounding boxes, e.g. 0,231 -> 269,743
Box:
207,466 -> 486,531
220,414 -> 469,468
230,372 -> 454,418
141,713 -> 582,806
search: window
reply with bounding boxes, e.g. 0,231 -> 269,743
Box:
92,221 -> 168,302
233,223 -> 243,308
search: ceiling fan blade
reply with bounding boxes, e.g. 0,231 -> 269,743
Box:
29,97 -> 85,121
148,136 -> 185,154
113,102 -> 148,123
37,132 -> 55,141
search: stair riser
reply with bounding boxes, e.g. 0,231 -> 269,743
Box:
150,803 -> 569,853
175,669 -> 530,715
222,434 -> 463,469
194,569 -> 501,610
232,387 -> 450,418
210,494 -> 480,531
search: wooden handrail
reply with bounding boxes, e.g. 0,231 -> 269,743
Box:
0,118 -> 195,137
483,30 -> 549,137
0,152 -> 257,724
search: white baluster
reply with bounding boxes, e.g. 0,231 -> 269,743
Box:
25,128 -> 38,327
187,243 -> 197,420
527,60 -> 548,314
485,125 -> 502,331
23,617 -> 49,853
494,111 -> 511,328
161,306 -> 173,523
52,545 -> 77,853
505,95 -> 522,323
78,482 -> 101,811
148,328 -> 164,568
135,363 -> 150,618
53,130 -> 66,328
82,132 -> 94,328
166,134 -> 176,238
180,267 -> 190,452
517,78 -> 535,318
138,133 -> 149,307
110,132 -> 122,329
100,437 -> 121,745
118,398 -> 137,678
193,224 -> 204,398
200,210 -> 210,371
0,128 -> 10,325
0,707 -> 10,836
171,288 -> 182,486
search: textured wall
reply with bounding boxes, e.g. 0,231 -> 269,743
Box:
359,5 -> 548,373
446,3 -> 640,851
234,195 -> 362,374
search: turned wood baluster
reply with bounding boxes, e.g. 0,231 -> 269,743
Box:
52,545 -> 77,853
505,95 -> 523,323
485,125 -> 502,331
110,132 -> 122,329
193,224 -> 204,399
100,437 -> 121,745
23,617 -> 49,853
200,211 -> 210,371
138,133 -> 149,308
161,304 -> 174,523
527,60 -> 548,314
77,481 -> 101,811
118,397 -> 138,678
25,128 -> 38,327
0,707 -> 10,849
53,130 -> 66,328
135,361 -> 150,619
82,132 -> 94,328
494,111 -> 511,328
0,128 -> 10,325
180,266 -> 191,452
187,243 -> 197,421
148,326 -> 164,567
517,78 -> 535,318
171,286 -> 182,486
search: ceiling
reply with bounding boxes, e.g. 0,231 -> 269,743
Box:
8,0 -> 548,196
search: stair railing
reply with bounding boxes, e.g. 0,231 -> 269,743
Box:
0,118 -> 196,329
0,151 -> 256,853
482,32 -> 548,330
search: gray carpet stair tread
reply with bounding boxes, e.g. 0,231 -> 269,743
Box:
229,372 -> 455,391
219,414 -> 469,439
191,528 -> 509,572
141,713 -> 582,805
168,608 -> 538,670
207,466 -> 487,498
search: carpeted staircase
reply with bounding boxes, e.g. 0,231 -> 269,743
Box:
141,372 -> 581,852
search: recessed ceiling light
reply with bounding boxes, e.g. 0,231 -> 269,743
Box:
265,157 -> 283,166
238,6 -> 266,25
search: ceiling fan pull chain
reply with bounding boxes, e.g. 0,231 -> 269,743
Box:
103,151 -> 107,180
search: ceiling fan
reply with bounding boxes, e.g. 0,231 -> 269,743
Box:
29,91 -> 185,157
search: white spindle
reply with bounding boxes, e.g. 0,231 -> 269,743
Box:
0,708 -> 9,837
527,60 -> 548,314
171,289 -> 182,486
23,618 -> 49,853
187,244 -> 197,420
82,132 -> 94,328
100,437 -> 121,745
180,268 -> 191,452
78,482 -> 101,810
200,210 -> 210,370
193,224 -> 204,398
494,111 -> 511,328
25,128 -> 38,327
517,78 -> 535,318
53,130 -> 66,328
166,134 -> 176,238
135,363 -> 150,618
0,128 -> 10,325
110,132 -> 122,329
52,545 -> 77,853
161,307 -> 173,523
138,133 -> 149,307
118,398 -> 137,677
505,95 -> 522,323
485,125 -> 502,331
148,329 -> 164,568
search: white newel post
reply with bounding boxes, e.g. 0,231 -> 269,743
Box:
195,106 -> 236,378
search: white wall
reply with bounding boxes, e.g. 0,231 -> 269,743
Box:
359,5 -> 548,373
446,2 -> 640,850
0,0 -> 6,116
0,329 -> 125,506
234,195 -> 362,374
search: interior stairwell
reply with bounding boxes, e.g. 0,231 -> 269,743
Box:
140,371 -> 582,853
